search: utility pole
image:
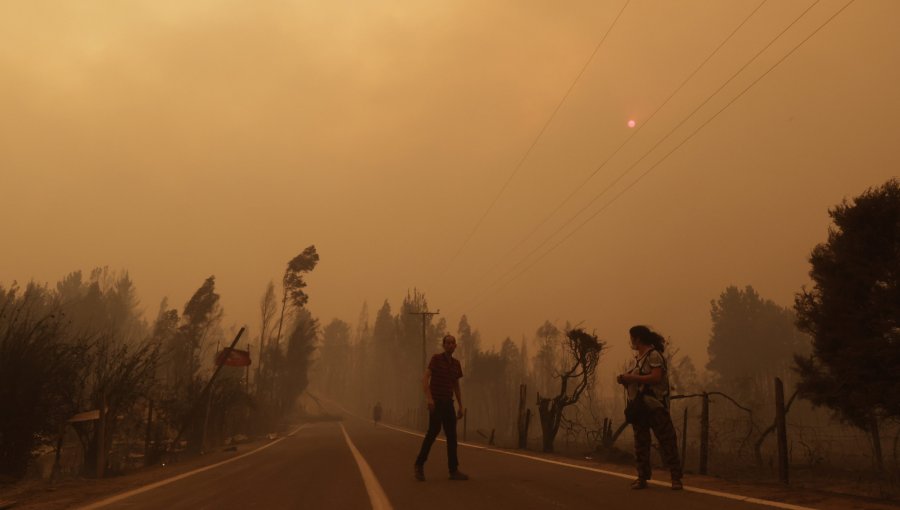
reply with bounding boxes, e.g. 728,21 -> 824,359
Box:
409,309 -> 439,433
408,309 -> 440,370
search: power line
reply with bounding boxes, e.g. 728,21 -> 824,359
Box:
445,0 -> 769,312
460,0 -> 856,315
446,0 -> 631,267
455,0 -> 820,314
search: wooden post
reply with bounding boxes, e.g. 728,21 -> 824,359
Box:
517,384 -> 528,449
97,393 -> 106,479
201,384 -> 213,453
699,392 -> 709,475
871,415 -> 884,473
524,408 -> 531,449
774,377 -> 789,484
144,399 -> 154,466
463,408 -> 468,442
246,342 -> 251,393
681,407 -> 688,472
51,423 -> 66,482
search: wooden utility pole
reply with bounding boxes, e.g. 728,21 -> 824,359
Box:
144,399 -> 154,466
681,407 -> 688,472
409,309 -> 440,432
97,392 -> 107,478
517,384 -> 528,449
774,377 -> 789,484
408,309 -> 440,369
699,392 -> 709,475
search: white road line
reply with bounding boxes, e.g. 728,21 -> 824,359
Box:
339,423 -> 394,510
379,423 -> 815,510
76,424 -> 309,510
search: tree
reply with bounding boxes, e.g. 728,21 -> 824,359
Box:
707,285 -> 808,385
318,318 -> 352,398
794,179 -> 900,459
536,327 -> 605,452
457,315 -> 480,369
280,309 -> 319,412
533,320 -> 561,396
371,300 -> 396,409
259,282 -> 277,354
170,276 -> 223,392
275,246 -> 320,346
50,269 -> 160,474
0,284 -> 85,480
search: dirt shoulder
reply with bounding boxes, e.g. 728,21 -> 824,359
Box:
0,435 -> 275,510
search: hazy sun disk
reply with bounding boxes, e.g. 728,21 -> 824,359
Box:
627,119 -> 636,128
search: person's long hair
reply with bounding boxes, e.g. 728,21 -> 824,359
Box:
629,325 -> 666,353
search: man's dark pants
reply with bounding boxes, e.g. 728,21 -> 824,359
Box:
415,399 -> 458,472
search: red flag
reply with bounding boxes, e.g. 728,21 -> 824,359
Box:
215,348 -> 252,367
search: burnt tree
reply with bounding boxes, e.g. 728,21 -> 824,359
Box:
536,327 -> 604,452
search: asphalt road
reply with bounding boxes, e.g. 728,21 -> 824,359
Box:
78,416 -> 804,510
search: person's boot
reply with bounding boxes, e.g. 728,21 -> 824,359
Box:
630,478 -> 647,490
671,479 -> 683,490
414,464 -> 425,481
448,470 -> 469,481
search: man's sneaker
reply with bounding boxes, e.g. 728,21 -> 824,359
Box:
630,478 -> 648,490
414,464 -> 425,481
671,479 -> 683,491
448,470 -> 469,481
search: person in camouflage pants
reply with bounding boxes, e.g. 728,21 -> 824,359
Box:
618,325 -> 683,490
633,407 -> 682,483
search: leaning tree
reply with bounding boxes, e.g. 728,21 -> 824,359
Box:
536,327 -> 605,452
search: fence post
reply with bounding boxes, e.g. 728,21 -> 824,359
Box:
97,392 -> 107,478
144,399 -> 154,466
524,408 -> 531,449
871,415 -> 884,473
681,407 -> 688,472
699,392 -> 709,475
774,377 -> 789,484
463,408 -> 468,442
517,384 -> 528,449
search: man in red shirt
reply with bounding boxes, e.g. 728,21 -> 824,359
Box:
414,334 -> 468,481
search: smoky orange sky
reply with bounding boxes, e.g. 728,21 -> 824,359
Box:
2,0 -> 898,368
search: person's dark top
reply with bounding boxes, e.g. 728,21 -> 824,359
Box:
428,353 -> 463,400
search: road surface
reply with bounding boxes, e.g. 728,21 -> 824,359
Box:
77,415 -> 808,510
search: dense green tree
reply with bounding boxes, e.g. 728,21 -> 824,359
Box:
706,285 -> 808,384
794,179 -> 900,431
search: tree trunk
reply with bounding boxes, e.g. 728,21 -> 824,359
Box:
538,395 -> 562,453
871,415 -> 884,473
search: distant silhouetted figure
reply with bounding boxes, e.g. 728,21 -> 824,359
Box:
414,334 -> 468,481
373,401 -> 382,426
617,325 -> 682,491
